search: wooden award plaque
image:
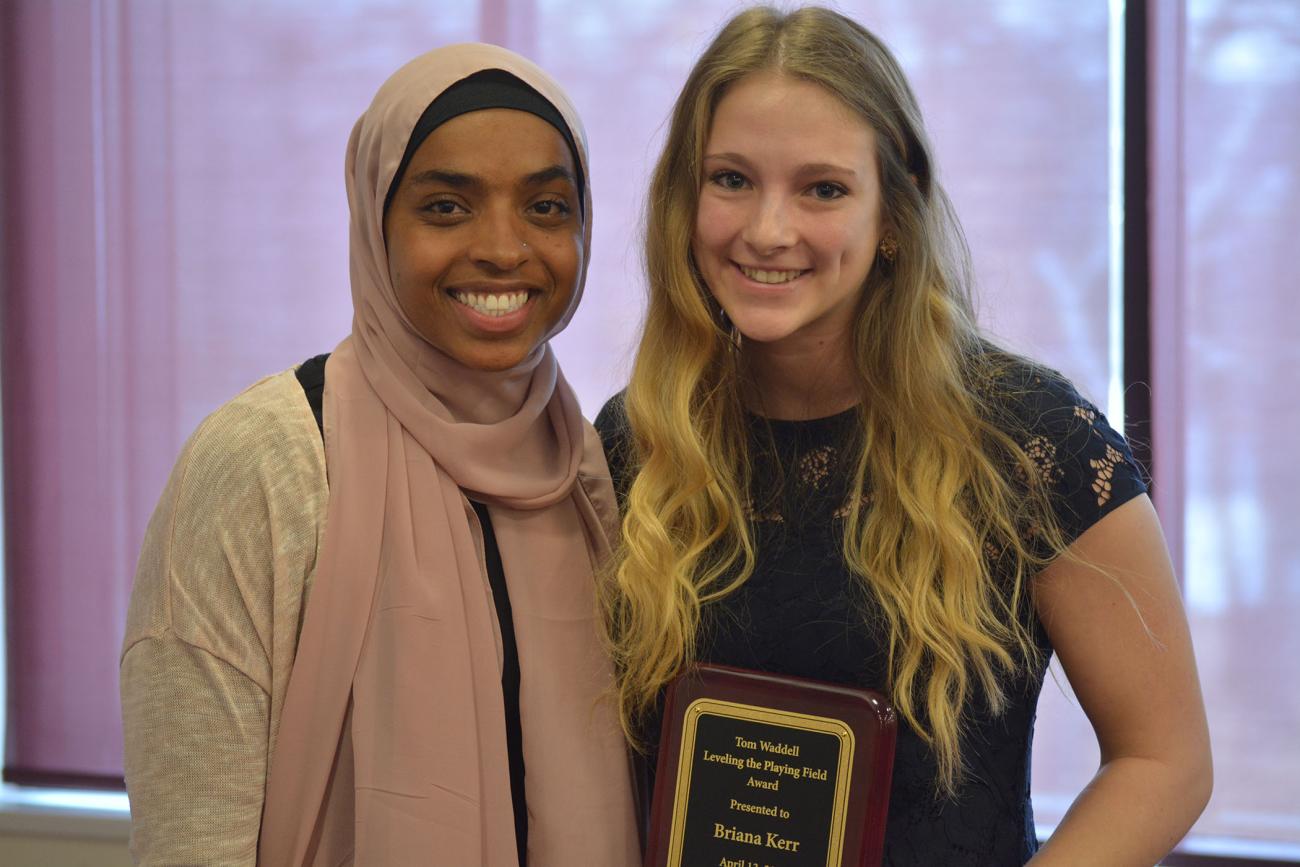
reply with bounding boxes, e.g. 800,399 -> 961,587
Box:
644,664 -> 896,867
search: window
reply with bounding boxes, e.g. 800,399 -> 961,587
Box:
1177,0 -> 1300,851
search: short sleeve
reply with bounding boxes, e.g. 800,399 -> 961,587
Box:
994,363 -> 1149,547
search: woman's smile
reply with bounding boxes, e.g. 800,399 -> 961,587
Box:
384,108 -> 583,371
448,284 -> 539,332
693,70 -> 883,351
731,261 -> 811,293
737,264 -> 809,284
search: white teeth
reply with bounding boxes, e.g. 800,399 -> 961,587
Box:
453,291 -> 530,317
740,266 -> 804,284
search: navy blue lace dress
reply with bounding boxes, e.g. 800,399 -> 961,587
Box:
595,358 -> 1147,866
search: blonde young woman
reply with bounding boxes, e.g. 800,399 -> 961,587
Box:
597,7 -> 1211,865
121,45 -> 639,866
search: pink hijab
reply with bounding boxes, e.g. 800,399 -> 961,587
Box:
258,44 -> 640,866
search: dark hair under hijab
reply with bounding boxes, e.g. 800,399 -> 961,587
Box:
383,68 -> 586,216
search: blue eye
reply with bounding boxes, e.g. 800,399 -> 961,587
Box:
710,170 -> 748,191
811,182 -> 847,200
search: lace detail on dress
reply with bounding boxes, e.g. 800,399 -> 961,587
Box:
746,441 -> 847,524
1073,405 -> 1123,508
1090,444 -> 1122,507
1019,434 -> 1063,489
745,503 -> 785,523
832,492 -> 873,521
1009,398 -> 1132,514
798,444 -> 835,490
741,394 -> 1135,537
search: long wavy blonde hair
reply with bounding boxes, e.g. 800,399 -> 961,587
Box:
602,6 -> 1070,795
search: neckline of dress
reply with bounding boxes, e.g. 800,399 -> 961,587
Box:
745,404 -> 859,431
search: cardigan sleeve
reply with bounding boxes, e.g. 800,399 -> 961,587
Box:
120,371 -> 327,866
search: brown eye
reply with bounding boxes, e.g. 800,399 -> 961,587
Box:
414,198 -> 471,226
530,198 -> 572,218
422,199 -> 466,216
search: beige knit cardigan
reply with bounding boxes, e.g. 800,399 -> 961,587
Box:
121,370 -> 328,864
121,369 -> 623,864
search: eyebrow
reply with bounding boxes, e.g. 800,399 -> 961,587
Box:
703,153 -> 860,179
796,162 -> 860,179
404,164 -> 577,192
523,164 -> 578,188
406,169 -> 478,189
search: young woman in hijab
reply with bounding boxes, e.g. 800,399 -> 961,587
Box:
597,7 -> 1210,865
121,45 -> 640,866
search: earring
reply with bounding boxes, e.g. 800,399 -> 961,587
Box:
877,234 -> 898,263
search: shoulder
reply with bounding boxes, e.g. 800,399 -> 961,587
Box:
975,349 -> 1101,448
975,349 -> 1148,543
176,369 -> 326,510
594,390 -> 634,509
149,367 -> 326,557
125,369 -> 327,674
594,389 -> 629,446
976,350 -> 1086,425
